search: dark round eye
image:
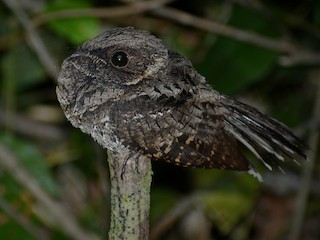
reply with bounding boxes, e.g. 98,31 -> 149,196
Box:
111,51 -> 128,67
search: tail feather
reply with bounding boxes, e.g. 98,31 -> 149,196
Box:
225,119 -> 274,170
221,95 -> 308,171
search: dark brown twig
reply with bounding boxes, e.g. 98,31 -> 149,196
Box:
32,0 -> 174,28
0,108 -> 67,141
30,1 -> 320,66
152,7 -> 320,66
151,7 -> 295,53
32,3 -> 295,54
288,72 -> 320,240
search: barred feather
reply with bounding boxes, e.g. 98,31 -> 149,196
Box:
57,27 -> 309,182
221,95 -> 308,172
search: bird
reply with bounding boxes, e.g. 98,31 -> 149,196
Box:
56,27 -> 308,180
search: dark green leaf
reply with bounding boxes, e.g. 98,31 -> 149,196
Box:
0,44 -> 46,92
0,134 -> 60,197
0,218 -> 35,240
197,5 -> 279,94
202,190 -> 255,235
45,0 -> 100,44
150,187 -> 181,223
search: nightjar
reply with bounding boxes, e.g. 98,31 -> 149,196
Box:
56,27 -> 308,180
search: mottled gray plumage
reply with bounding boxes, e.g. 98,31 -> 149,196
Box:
56,27 -> 308,178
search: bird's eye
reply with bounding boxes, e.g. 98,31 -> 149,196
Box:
111,51 -> 128,67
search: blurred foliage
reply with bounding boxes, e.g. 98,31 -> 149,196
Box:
0,0 -> 319,240
197,5 -> 280,94
0,134 -> 60,196
45,0 -> 100,44
1,43 -> 45,91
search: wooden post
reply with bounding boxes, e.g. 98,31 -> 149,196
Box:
107,150 -> 153,240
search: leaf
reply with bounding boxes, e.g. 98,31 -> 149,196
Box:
0,218 -> 35,240
202,190 -> 255,235
0,173 -> 39,239
313,0 -> 320,25
150,187 -> 181,223
45,0 -> 100,44
0,43 -> 46,92
0,134 -> 60,197
192,169 -> 259,235
197,5 -> 279,95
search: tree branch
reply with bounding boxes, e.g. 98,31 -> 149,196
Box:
31,0 -> 174,28
31,2 -> 294,55
288,71 -> 320,240
0,108 -> 67,141
151,7 -> 296,53
28,0 -> 320,66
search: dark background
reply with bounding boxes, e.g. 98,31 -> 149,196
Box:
0,0 -> 319,239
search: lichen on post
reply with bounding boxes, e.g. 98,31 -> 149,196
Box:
107,150 -> 152,240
